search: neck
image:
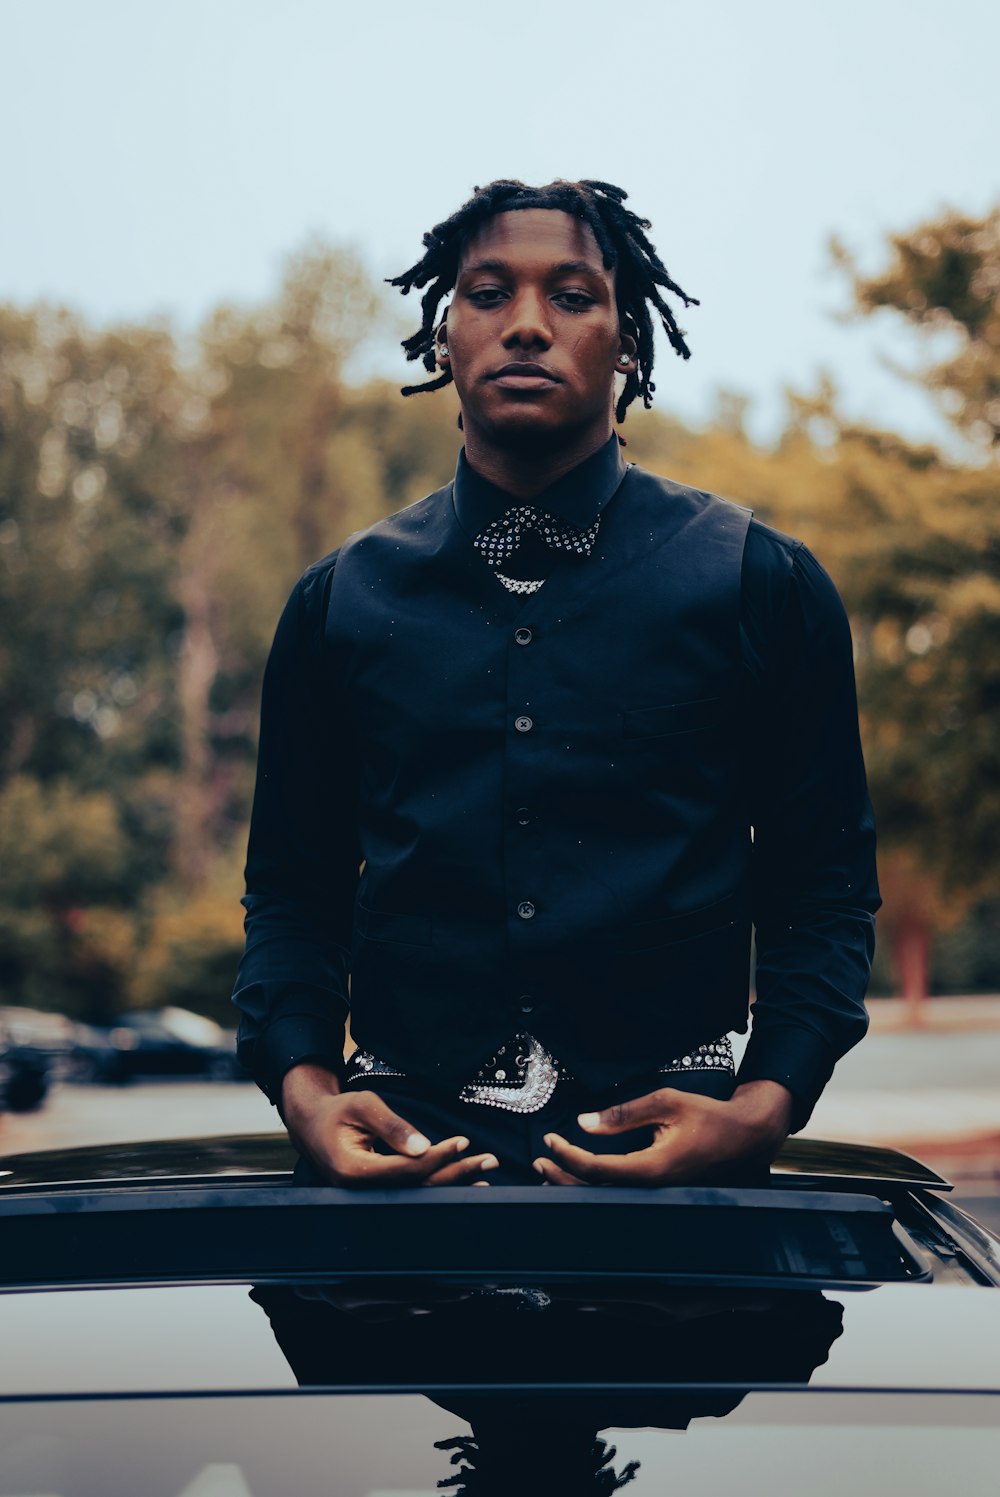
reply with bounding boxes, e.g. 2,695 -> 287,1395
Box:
461,421 -> 614,499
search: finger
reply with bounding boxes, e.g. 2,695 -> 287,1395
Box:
423,1153 -> 500,1186
346,1092 -> 438,1156
550,1131 -> 723,1187
334,1135 -> 470,1185
576,1088 -> 683,1136
532,1156 -> 585,1185
543,1132 -> 660,1183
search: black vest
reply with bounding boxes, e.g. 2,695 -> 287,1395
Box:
326,464 -> 754,1090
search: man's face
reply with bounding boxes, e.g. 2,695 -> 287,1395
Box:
442,209 -> 633,450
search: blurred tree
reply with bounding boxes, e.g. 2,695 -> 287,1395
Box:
131,854 -> 247,1026
0,775 -> 136,1019
0,306 -> 184,792
0,307 -> 188,1016
167,244 -> 388,884
833,206 -> 1000,448
821,207 -> 1000,1003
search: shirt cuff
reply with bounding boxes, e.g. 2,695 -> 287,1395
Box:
736,1024 -> 840,1133
241,1014 -> 347,1110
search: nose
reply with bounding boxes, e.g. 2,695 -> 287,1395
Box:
500,288 -> 553,351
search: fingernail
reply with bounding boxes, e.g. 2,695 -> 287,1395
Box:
473,1180 -> 491,1187
406,1133 -> 430,1155
543,1133 -> 554,1148
578,1112 -> 600,1130
453,1137 -> 470,1152
533,1159 -> 547,1174
481,1155 -> 499,1171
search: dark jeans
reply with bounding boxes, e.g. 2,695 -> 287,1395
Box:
290,1065 -> 768,1187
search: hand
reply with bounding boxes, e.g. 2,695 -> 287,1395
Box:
533,1079 -> 794,1186
281,1064 -> 498,1187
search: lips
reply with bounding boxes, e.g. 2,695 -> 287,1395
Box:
488,361 -> 562,388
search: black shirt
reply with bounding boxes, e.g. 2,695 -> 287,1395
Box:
233,435 -> 879,1128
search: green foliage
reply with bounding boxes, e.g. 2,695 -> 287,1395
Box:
0,307 -> 185,791
132,869 -> 247,1027
0,776 -> 136,1018
0,776 -> 129,907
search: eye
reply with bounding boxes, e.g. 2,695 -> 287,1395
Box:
554,291 -> 596,311
467,286 -> 508,306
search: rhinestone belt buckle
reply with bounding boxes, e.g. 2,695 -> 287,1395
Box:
460,1034 -> 561,1114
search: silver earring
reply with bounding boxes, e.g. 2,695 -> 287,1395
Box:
439,345 -> 449,358
618,353 -> 630,366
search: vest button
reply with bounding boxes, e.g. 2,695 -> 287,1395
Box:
514,627 -> 533,646
517,900 -> 536,920
514,715 -> 533,733
515,807 -> 532,826
518,996 -> 535,1014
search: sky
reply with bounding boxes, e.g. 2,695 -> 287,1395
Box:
3,0 -> 999,451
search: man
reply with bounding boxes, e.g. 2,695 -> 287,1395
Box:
233,179 -> 879,1188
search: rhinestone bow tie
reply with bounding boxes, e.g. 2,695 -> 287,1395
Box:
473,504 -> 601,569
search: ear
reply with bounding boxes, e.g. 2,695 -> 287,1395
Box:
435,318 -> 449,368
616,330 -> 638,374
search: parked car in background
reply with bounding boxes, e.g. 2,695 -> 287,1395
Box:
0,1133 -> 997,1496
77,1005 -> 246,1083
0,1005 -> 84,1111
0,1037 -> 48,1112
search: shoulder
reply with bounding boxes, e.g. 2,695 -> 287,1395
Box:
745,514 -> 803,566
624,464 -> 754,563
297,483 -> 454,586
289,547 -> 342,635
297,483 -> 450,595
742,517 -> 804,611
339,484 -> 453,558
739,519 -> 851,683
284,484 -> 454,645
744,518 -> 847,623
627,461 -> 751,521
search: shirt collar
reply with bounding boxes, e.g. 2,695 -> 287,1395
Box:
452,432 -> 627,539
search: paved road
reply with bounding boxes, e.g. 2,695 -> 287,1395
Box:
826,1027 -> 1000,1091
0,1078 -> 276,1156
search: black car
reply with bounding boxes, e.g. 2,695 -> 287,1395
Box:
0,1133 -> 997,1496
0,1005 -> 86,1111
78,1005 -> 245,1083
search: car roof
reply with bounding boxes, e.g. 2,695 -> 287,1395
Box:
0,1138 -> 995,1293
0,1179 -> 939,1289
0,1130 -> 954,1193
2,1132 -> 978,1292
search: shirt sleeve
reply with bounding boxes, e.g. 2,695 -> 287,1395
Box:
231,555 -> 360,1107
736,525 -> 881,1131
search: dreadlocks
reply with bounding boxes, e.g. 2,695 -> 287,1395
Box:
389,178 -> 698,425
